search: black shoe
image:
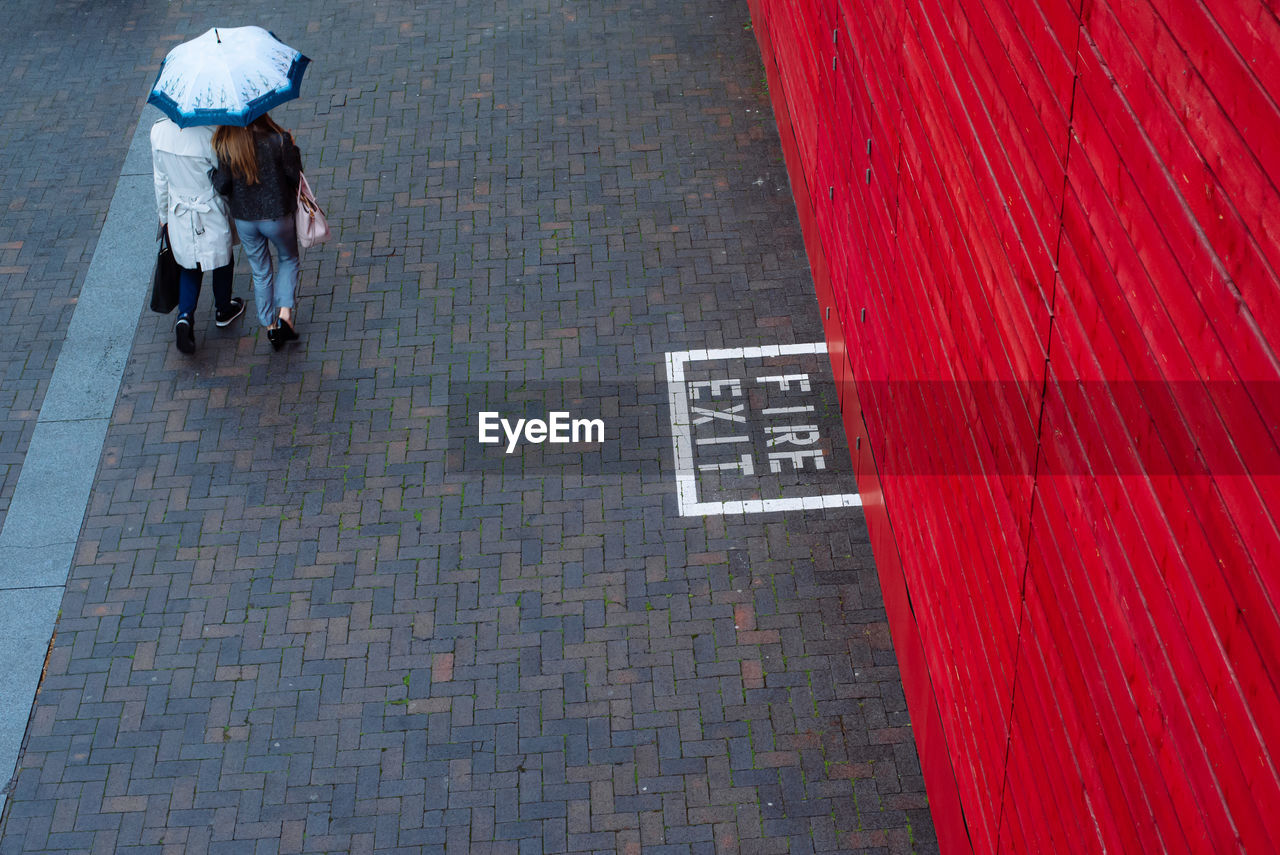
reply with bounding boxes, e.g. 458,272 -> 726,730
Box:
278,317 -> 300,341
175,315 -> 195,354
266,326 -> 283,351
215,297 -> 245,328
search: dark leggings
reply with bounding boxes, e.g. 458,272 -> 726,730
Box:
177,262 -> 233,318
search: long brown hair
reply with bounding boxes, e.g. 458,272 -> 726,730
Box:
213,114 -> 289,185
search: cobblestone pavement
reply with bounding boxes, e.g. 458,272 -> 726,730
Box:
0,0 -> 177,531
0,0 -> 937,852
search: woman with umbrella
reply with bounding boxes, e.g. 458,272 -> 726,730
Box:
148,26 -> 311,352
151,118 -> 244,353
212,115 -> 304,350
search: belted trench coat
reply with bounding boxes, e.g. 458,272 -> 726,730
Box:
150,119 -> 235,270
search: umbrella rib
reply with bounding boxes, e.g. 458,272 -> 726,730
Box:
219,54 -> 242,121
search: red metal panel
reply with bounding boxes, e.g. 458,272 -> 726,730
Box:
1067,21 -> 1280,817
1079,4 -> 1280,415
839,0 -> 903,206
1048,152 -> 1280,844
1013,559 -> 1161,854
747,18 -> 973,852
753,0 -> 1280,850
954,0 -> 1074,205
1005,0 -> 1080,116
1051,195 -> 1280,851
883,134 -> 1024,850
1003,599 -> 1094,854
1027,409 -> 1195,852
900,1 -> 1052,547
1137,0 -> 1280,284
855,437 -> 977,855
1061,85 -> 1280,640
885,11 -> 1023,847
942,0 -> 1067,320
1066,19 -> 1280,847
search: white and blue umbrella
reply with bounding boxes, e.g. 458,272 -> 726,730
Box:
148,26 -> 310,128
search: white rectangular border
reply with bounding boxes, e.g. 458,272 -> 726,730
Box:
665,343 -> 863,516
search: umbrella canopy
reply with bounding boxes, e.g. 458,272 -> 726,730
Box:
148,26 -> 310,128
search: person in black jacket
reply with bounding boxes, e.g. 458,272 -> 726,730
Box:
212,114 -> 303,350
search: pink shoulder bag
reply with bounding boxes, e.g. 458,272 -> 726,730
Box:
295,172 -> 331,249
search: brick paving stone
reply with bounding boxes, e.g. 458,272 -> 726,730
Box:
0,0 -> 938,853
0,0 -> 188,531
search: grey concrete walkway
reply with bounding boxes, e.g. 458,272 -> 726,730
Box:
0,1 -> 936,852
0,112 -> 158,820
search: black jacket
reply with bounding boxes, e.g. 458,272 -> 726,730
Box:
212,131 -> 302,221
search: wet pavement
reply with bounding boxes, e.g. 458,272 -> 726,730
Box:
0,1 -> 935,852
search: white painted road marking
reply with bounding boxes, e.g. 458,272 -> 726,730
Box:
665,343 -> 862,516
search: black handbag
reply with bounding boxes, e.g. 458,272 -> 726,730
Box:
150,227 -> 180,314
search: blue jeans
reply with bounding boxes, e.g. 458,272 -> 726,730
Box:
235,215 -> 299,327
178,262 -> 234,319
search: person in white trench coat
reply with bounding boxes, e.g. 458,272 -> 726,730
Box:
150,117 -> 246,353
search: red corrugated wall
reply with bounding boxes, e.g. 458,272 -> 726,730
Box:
745,0 -> 1280,851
